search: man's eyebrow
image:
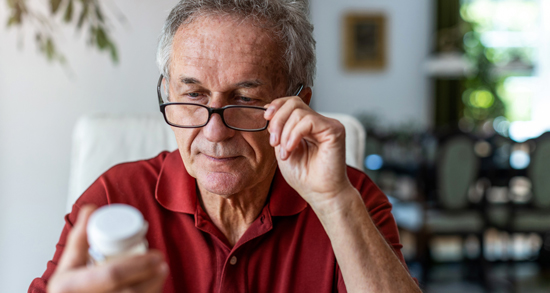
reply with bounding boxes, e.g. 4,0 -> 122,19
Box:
235,80 -> 263,88
177,77 -> 263,88
179,77 -> 201,85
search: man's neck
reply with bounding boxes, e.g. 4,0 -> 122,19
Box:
197,172 -> 275,247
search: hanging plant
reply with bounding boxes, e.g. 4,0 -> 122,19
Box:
5,0 -> 120,64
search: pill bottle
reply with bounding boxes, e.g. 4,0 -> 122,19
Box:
87,204 -> 149,265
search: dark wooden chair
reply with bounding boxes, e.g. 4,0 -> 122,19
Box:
420,134 -> 487,287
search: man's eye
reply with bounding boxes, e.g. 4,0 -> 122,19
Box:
179,92 -> 207,103
237,96 -> 253,102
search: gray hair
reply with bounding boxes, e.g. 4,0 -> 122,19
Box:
156,0 -> 316,94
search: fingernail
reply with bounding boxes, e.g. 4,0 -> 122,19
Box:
265,107 -> 274,117
270,133 -> 276,145
280,148 -> 287,159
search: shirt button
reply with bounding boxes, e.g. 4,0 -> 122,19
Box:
229,256 -> 237,265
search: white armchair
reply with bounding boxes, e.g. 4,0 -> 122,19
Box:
67,113 -> 366,211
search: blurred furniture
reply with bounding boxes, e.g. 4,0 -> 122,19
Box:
67,113 -> 178,212
512,132 -> 550,233
485,133 -> 550,238
420,134 -> 486,283
67,112 -> 366,211
481,132 -> 550,291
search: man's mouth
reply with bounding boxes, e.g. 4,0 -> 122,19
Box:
202,154 -> 239,162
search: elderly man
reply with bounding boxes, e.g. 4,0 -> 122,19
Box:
29,0 -> 420,292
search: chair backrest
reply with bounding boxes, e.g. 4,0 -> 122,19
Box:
528,133 -> 550,208
436,135 -> 479,209
67,114 -> 178,212
319,112 -> 366,172
67,112 -> 366,212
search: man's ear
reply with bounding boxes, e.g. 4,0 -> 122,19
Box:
299,87 -> 312,106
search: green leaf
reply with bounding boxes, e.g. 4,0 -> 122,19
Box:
6,3 -> 24,27
7,0 -> 16,9
7,16 -> 15,26
64,0 -> 73,22
77,3 -> 88,29
109,42 -> 119,63
58,55 -> 67,65
45,38 -> 55,59
95,2 -> 104,22
95,27 -> 108,48
7,15 -> 19,26
50,0 -> 62,14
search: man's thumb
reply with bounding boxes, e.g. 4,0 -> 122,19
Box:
57,205 -> 97,271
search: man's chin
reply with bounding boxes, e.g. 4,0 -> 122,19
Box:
197,172 -> 245,197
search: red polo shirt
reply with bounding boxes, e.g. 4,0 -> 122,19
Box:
29,150 -> 407,293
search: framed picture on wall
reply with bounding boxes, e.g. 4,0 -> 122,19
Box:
343,13 -> 387,70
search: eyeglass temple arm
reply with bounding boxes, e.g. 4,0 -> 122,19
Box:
157,75 -> 165,105
293,84 -> 304,97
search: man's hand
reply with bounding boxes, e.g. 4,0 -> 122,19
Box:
265,95 -> 421,293
48,205 -> 169,293
264,96 -> 355,213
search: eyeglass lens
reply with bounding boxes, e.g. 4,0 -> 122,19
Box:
164,104 -> 267,130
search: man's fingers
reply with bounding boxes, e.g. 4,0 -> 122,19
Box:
283,116 -> 315,155
266,97 -> 308,147
53,251 -> 167,292
265,98 -> 291,147
279,114 -> 346,161
279,109 -> 308,157
50,206 -> 168,293
95,251 -> 166,291
57,204 -> 97,271
263,96 -> 288,120
118,263 -> 169,293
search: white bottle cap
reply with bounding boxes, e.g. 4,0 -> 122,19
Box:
87,204 -> 148,257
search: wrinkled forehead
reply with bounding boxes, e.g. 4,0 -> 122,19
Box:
169,14 -> 287,87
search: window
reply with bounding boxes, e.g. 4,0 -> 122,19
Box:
461,0 -> 549,141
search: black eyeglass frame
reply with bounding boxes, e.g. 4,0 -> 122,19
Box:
157,75 -> 304,132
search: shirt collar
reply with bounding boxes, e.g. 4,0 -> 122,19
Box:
155,150 -> 308,216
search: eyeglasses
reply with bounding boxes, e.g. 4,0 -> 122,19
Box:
157,75 -> 303,132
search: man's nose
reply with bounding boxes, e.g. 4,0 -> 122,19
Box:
202,111 -> 235,142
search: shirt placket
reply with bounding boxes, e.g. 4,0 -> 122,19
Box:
194,205 -> 274,293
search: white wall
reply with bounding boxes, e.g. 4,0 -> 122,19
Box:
311,0 -> 432,128
0,1 -> 175,291
0,0 -> 432,291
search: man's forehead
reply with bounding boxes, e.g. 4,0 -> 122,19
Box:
172,15 -> 281,63
169,14 -> 286,90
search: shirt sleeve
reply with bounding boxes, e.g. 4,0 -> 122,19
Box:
335,167 -> 413,292
27,177 -> 110,293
